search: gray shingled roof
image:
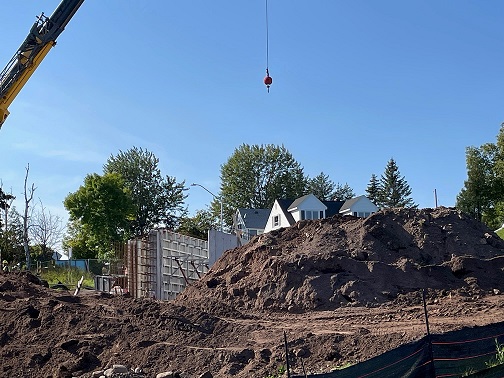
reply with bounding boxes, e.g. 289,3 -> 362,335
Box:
339,195 -> 366,212
276,199 -> 296,226
322,200 -> 345,216
238,208 -> 270,229
287,194 -> 312,211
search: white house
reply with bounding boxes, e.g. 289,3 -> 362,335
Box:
264,194 -> 329,233
339,195 -> 378,217
264,194 -> 378,233
233,208 -> 270,240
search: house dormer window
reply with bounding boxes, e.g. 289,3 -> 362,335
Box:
273,215 -> 280,227
301,210 -> 323,220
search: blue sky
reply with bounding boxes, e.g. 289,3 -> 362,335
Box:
1,1 -> 503,237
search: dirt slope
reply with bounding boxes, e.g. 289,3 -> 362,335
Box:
177,207 -> 504,312
1,207 -> 503,378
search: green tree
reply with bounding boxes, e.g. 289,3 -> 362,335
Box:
217,144 -> 307,226
378,158 -> 416,208
0,206 -> 24,264
64,173 -> 134,259
176,209 -> 217,240
0,186 -> 15,262
0,187 -> 15,217
62,219 -> 96,259
456,141 -> 503,228
366,174 -> 381,206
104,147 -> 187,236
29,244 -> 55,262
308,172 -> 336,200
332,182 -> 355,201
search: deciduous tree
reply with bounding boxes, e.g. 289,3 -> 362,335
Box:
62,219 -> 96,259
64,173 -> 134,259
104,147 -> 187,236
22,164 -> 36,269
0,206 -> 24,265
29,200 -> 64,261
217,144 -> 307,226
456,130 -> 504,229
0,184 -> 15,263
177,209 -> 217,240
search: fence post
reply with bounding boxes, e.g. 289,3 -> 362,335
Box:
423,289 -> 436,377
284,331 -> 291,378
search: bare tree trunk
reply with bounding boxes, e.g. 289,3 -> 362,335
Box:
23,164 -> 36,270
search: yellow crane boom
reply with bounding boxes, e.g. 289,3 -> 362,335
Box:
0,0 -> 84,129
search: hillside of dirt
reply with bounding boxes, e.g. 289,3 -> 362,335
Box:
1,207 -> 504,378
177,207 -> 504,313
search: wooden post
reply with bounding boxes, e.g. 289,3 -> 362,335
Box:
422,289 -> 435,376
284,331 -> 291,378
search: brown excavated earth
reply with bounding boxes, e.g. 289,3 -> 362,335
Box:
1,207 -> 504,377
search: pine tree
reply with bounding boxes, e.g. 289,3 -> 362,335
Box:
379,158 -> 416,208
308,172 -> 336,201
331,182 -> 355,201
365,174 -> 380,206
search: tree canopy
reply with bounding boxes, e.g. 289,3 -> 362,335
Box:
104,147 -> 187,237
0,187 -> 15,213
64,173 -> 134,259
29,200 -> 64,262
365,174 -> 380,205
176,209 -> 217,240
217,144 -> 307,226
456,124 -> 504,229
370,158 -> 416,208
307,172 -> 336,201
0,206 -> 24,264
332,182 -> 355,201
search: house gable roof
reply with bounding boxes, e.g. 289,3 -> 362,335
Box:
287,193 -> 326,211
275,199 -> 296,226
237,208 -> 270,229
322,200 -> 345,217
340,195 -> 368,212
340,196 -> 363,212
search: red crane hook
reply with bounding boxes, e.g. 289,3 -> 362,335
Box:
264,68 -> 272,93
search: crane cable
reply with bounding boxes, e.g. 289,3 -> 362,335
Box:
264,0 -> 273,92
266,0 -> 269,71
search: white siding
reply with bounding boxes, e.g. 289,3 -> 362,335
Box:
264,201 -> 291,233
290,194 -> 326,221
340,197 -> 378,217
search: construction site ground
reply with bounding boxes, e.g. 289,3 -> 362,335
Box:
1,207 -> 504,377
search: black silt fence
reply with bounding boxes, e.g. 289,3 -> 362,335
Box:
291,321 -> 504,378
291,336 -> 433,378
431,322 -> 504,377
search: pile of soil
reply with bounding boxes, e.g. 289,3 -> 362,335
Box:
1,207 -> 503,378
177,207 -> 504,313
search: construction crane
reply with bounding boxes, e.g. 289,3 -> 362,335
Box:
0,0 -> 84,129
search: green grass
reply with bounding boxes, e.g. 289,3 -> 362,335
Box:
264,365 -> 286,378
38,265 -> 94,288
496,228 -> 504,239
486,339 -> 504,368
331,362 -> 354,370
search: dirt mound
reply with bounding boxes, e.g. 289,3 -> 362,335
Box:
0,207 -> 503,378
176,207 -> 504,312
